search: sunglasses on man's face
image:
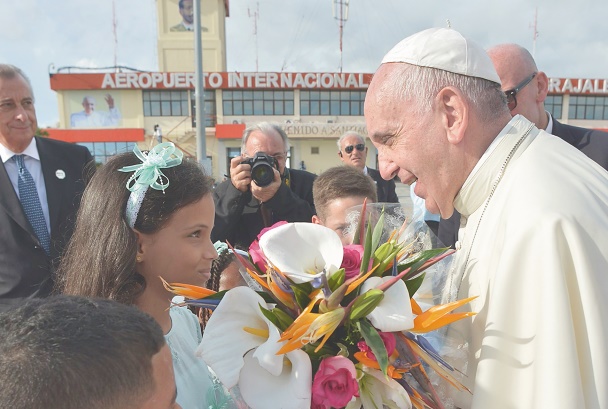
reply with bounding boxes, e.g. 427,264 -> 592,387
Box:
344,143 -> 365,154
505,72 -> 537,111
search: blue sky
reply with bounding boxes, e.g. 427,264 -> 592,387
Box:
1,0 -> 607,127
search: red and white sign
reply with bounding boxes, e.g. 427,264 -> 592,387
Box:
51,72 -> 372,91
548,78 -> 608,94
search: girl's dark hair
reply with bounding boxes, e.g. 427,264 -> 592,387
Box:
197,247 -> 237,329
57,151 -> 213,305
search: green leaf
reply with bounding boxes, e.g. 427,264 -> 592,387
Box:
291,283 -> 313,311
405,272 -> 426,298
370,208 -> 386,254
258,304 -> 283,330
397,248 -> 450,280
349,289 -> 384,321
255,291 -> 276,304
328,268 -> 345,292
357,320 -> 389,376
353,199 -> 369,245
359,221 -> 373,275
336,342 -> 350,357
373,245 -> 400,276
272,307 -> 295,331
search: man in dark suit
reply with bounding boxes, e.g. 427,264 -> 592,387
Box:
438,44 -> 608,248
0,64 -> 93,312
337,131 -> 399,203
212,122 -> 316,248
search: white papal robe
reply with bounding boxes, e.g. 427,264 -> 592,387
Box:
446,115 -> 608,409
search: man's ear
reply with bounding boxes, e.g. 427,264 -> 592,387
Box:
435,87 -> 468,145
312,215 -> 322,225
338,151 -> 343,158
536,71 -> 549,103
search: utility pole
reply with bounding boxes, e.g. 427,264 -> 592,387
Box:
332,0 -> 350,73
194,0 -> 211,174
112,0 -> 118,70
248,2 -> 260,72
531,7 -> 539,58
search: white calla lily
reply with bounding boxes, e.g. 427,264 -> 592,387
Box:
346,367 -> 412,409
259,222 -> 343,284
240,348 -> 312,409
198,286 -> 312,409
360,276 -> 414,332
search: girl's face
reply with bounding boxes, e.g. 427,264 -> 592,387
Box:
136,194 -> 217,297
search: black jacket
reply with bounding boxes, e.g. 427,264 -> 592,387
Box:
367,167 -> 399,203
211,168 -> 316,248
0,137 -> 93,311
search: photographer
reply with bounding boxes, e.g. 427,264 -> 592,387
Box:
212,122 -> 316,247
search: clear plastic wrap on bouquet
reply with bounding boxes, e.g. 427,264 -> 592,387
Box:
164,201 -> 475,409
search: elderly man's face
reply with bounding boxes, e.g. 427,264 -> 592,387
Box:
338,134 -> 368,170
180,0 -> 194,24
0,75 -> 37,153
243,129 -> 288,175
364,64 -> 447,217
82,98 -> 95,114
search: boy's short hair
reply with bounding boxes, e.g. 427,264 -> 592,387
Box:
0,295 -> 165,409
313,166 -> 378,221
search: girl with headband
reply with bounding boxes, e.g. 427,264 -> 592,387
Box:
57,143 -> 233,409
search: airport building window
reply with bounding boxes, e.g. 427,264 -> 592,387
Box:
143,90 -> 216,127
545,95 -> 563,120
190,91 -> 217,127
78,141 -> 137,164
568,95 -> 608,120
143,91 -> 190,116
300,90 -> 366,116
223,90 -> 295,116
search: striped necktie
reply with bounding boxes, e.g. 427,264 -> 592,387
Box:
13,155 -> 50,254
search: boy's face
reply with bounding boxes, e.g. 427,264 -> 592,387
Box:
312,196 -> 369,245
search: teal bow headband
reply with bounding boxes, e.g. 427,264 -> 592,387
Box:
118,142 -> 183,228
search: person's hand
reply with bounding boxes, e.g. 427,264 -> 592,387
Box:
251,167 -> 281,203
105,94 -> 115,109
229,155 -> 252,193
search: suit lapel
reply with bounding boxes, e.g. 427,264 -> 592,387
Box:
552,119 -> 576,146
37,137 -> 63,232
0,156 -> 38,238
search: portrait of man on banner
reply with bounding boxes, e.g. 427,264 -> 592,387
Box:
170,0 -> 208,33
70,93 -> 122,129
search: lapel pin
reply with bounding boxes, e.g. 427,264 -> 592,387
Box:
55,169 -> 66,180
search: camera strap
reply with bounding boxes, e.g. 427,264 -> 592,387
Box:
282,167 -> 291,188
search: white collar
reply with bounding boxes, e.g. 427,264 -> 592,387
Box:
454,115 -> 538,216
545,111 -> 554,134
0,138 -> 40,164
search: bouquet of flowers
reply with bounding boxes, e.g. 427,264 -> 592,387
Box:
164,203 -> 475,409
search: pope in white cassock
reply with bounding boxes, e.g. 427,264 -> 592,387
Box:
70,94 -> 121,129
364,27 -> 608,409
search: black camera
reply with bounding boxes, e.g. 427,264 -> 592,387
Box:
241,152 -> 278,187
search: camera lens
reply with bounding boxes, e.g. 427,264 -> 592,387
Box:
251,162 -> 274,187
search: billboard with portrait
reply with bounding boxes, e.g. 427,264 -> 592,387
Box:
167,0 -> 209,34
68,91 -> 123,129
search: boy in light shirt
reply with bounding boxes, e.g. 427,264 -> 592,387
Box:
312,166 -> 377,245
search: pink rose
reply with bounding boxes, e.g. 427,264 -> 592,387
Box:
248,221 -> 288,272
340,244 -> 364,280
357,332 -> 396,361
312,356 -> 359,408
